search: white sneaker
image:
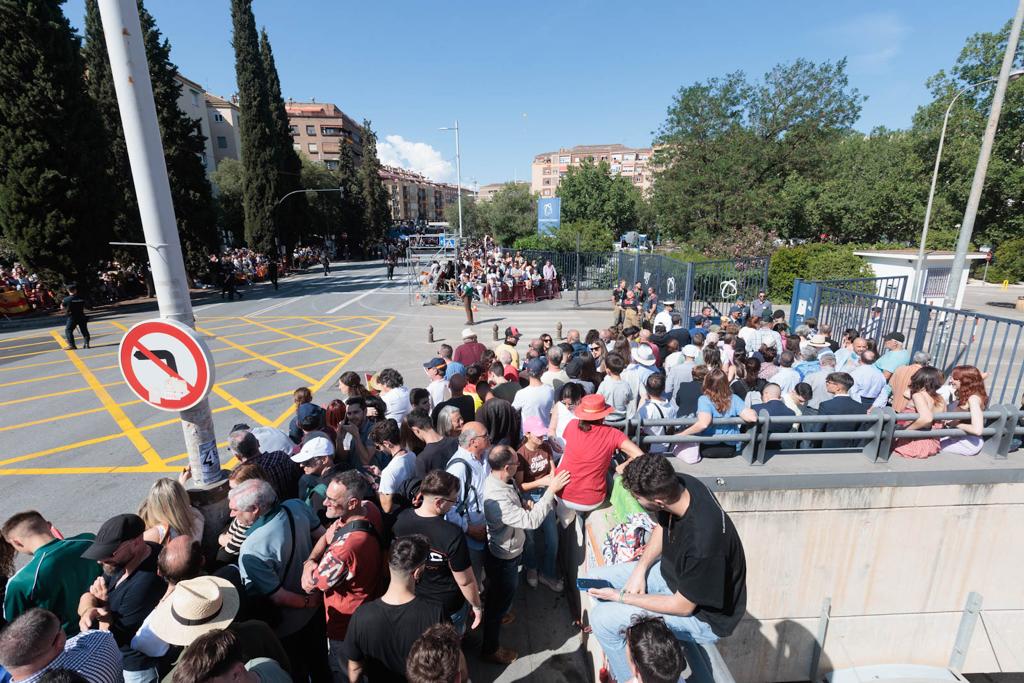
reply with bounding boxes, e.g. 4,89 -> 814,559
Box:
526,569 -> 538,588
539,575 -> 564,593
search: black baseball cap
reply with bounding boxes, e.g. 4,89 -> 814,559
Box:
81,514 -> 145,560
883,331 -> 906,343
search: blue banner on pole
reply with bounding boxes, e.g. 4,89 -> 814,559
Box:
537,197 -> 561,236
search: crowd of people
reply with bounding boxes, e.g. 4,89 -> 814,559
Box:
0,261 -> 154,315
417,239 -> 562,309
2,279 -> 1013,683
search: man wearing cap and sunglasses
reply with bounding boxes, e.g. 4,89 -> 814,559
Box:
495,327 -> 522,369
77,513 -> 167,682
876,331 -> 911,381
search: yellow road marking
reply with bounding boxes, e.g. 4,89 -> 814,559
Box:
0,369 -> 82,388
50,331 -> 162,467
0,405 -> 113,433
214,320 -> 321,340
0,347 -> 64,361
0,464 -> 182,476
0,380 -> 118,408
0,356 -> 73,373
242,317 -> 349,358
106,320 -> 129,332
196,326 -> 316,384
0,433 -> 126,468
0,337 -> 82,352
211,386 -> 271,426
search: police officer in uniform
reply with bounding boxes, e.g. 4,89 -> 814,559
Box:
61,284 -> 90,350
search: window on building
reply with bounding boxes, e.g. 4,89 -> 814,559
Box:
292,143 -> 301,151
190,89 -> 199,107
543,168 -> 550,175
601,155 -> 608,161
573,157 -> 581,163
321,126 -> 342,136
638,153 -> 649,161
623,166 -> 634,173
543,189 -> 551,196
543,179 -> 551,186
308,142 -> 318,153
325,160 -> 339,170
216,136 -> 228,149
558,171 -> 567,178
306,125 -> 316,136
558,155 -> 570,163
288,125 -> 298,135
622,153 -> 636,162
610,164 -> 621,173
611,154 -> 621,162
214,113 -> 225,122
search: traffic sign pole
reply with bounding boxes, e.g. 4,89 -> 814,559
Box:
99,0 -> 222,485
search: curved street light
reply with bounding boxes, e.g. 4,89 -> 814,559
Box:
912,69 -> 1024,302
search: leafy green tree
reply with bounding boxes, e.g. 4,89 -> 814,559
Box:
0,0 -> 113,287
211,158 -> 245,245
557,161 -> 643,236
444,197 -> 487,239
230,0 -> 278,254
767,243 -> 873,299
987,236 -> 1024,283
260,28 -> 307,253
513,219 -> 613,253
653,59 -> 863,253
480,183 -> 536,245
83,0 -> 218,277
357,120 -> 391,251
298,155 -> 343,242
911,20 -> 1024,250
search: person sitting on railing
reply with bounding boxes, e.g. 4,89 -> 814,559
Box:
889,351 -> 931,413
813,372 -> 870,449
893,367 -> 947,459
675,369 -> 757,462
637,374 -> 678,454
939,366 -> 988,457
584,455 -> 746,683
749,383 -> 796,442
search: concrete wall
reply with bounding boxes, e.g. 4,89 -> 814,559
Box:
716,483 -> 1024,681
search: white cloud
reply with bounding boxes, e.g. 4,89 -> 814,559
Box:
827,12 -> 909,72
377,135 -> 454,182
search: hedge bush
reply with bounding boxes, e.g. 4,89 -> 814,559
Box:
985,237 -> 1024,284
768,243 -> 873,300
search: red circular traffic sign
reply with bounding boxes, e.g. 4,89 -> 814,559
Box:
118,318 -> 215,412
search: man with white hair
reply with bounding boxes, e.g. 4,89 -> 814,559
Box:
446,422 -> 491,582
231,479 -> 328,682
804,353 -> 837,410
665,344 -> 700,401
453,328 -> 487,367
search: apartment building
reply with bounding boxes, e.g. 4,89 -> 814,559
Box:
530,143 -> 654,197
174,74 -> 217,176
477,181 -> 528,202
204,92 -> 242,169
379,165 -> 473,223
285,100 -> 363,170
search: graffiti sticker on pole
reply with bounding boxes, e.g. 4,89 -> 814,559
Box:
118,318 -> 215,412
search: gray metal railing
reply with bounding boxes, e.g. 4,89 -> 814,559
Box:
810,275 -> 908,301
814,286 -> 1024,406
625,405 -> 1023,465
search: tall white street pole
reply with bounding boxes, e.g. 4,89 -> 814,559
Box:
440,121 -> 463,240
942,0 -> 1024,309
912,78 -> 996,303
98,0 -> 222,485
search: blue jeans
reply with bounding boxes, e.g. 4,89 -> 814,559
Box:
523,489 -> 558,580
587,560 -> 718,683
482,553 -> 521,654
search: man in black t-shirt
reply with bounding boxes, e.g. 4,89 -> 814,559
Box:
61,285 -> 90,350
430,375 -> 476,428
391,471 -> 482,634
582,455 -> 747,683
77,514 -> 168,680
407,411 -> 458,479
345,535 -> 445,682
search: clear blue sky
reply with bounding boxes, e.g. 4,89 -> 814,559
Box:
65,0 -> 1015,186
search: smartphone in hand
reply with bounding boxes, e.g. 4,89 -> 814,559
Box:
576,577 -> 613,591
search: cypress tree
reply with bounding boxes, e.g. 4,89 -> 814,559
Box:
357,119 -> 392,252
230,0 -> 277,254
259,28 -> 307,257
0,0 -> 113,288
336,139 -> 364,254
82,0 -> 218,278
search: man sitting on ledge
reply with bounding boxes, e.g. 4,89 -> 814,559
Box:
583,454 -> 747,683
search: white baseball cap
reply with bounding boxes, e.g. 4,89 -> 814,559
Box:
461,328 -> 476,339
682,344 -> 700,358
291,436 -> 334,463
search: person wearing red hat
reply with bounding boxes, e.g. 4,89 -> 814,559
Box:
554,394 -> 644,632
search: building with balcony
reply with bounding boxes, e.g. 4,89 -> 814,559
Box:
379,165 -> 473,224
285,100 -> 363,170
530,143 -> 655,197
204,92 -> 242,169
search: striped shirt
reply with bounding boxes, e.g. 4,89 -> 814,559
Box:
19,630 -> 122,683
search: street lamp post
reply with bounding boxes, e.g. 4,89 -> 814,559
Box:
440,121 -> 463,241
942,0 -> 1024,309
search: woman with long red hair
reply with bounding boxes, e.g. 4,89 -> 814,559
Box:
941,365 -> 988,456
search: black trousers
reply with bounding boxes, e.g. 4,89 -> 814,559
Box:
278,603 -> 330,683
65,318 -> 89,347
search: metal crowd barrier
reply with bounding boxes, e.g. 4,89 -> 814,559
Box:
626,405 -> 1023,465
